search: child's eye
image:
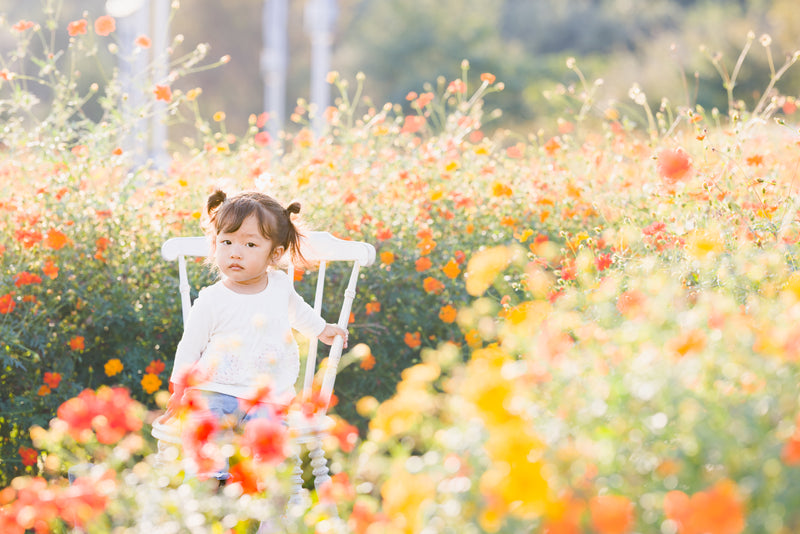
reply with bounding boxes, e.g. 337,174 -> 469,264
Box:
220,239 -> 232,245
247,242 -> 257,248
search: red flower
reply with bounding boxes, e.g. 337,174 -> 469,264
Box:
67,19 -> 87,36
657,148 -> 692,182
0,293 -> 15,314
239,417 -> 288,465
227,459 -> 260,494
14,271 -> 42,287
15,228 -> 43,248
480,72 -> 496,84
57,387 -> 143,444
330,417 -> 359,452
43,372 -> 62,389
595,253 -> 613,271
145,359 -> 166,375
254,131 -> 271,146
18,446 -> 37,467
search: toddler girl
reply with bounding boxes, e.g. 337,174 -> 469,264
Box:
168,190 -> 347,452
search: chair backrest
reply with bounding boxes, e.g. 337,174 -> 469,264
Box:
161,231 -> 376,414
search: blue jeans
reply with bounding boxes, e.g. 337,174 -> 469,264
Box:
193,391 -> 279,479
201,391 -> 277,427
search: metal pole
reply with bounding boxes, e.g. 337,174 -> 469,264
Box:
106,0 -> 148,167
261,0 -> 288,142
304,0 -> 337,137
151,0 -> 170,169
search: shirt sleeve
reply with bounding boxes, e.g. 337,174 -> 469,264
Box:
169,288 -> 213,384
287,280 -> 326,339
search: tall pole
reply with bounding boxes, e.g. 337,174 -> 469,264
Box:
150,0 -> 170,169
304,0 -> 337,137
261,0 -> 288,142
106,0 -> 148,167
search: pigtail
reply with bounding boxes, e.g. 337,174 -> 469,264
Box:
207,190 -> 227,218
284,201 -> 307,267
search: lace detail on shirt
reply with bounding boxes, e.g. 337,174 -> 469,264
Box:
211,343 -> 300,389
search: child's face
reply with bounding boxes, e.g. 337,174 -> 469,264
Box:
214,214 -> 283,293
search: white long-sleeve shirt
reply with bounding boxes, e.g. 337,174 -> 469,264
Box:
169,269 -> 325,401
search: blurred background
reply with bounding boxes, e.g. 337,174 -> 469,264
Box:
1,0 -> 798,140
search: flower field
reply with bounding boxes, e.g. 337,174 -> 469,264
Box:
3,6 -> 800,533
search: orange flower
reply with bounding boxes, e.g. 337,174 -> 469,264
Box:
448,79 -> 467,93
0,293 -> 15,314
43,372 -> 61,389
12,20 -> 34,32
417,237 -> 437,255
664,479 -> 745,534
45,228 -> 68,249
94,15 -> 116,36
745,154 -> 763,166
442,258 -> 461,279
657,148 -> 692,182
67,19 -> 88,36
544,137 -> 562,156
589,495 -> 634,534
154,84 -> 172,102
506,143 -> 524,158
376,227 -> 393,241
380,251 -> 395,265
141,373 -> 162,394
481,72 -> 496,84
492,181 -> 513,197
43,260 -> 58,279
365,302 -> 381,315
69,336 -> 85,352
104,358 -> 123,376
404,332 -> 422,349
439,304 -> 457,323
423,276 -> 445,294
360,352 -> 376,371
616,289 -> 645,317
402,115 -> 426,134
38,385 -> 51,396
667,328 -> 707,357
135,34 -> 151,48
415,256 -> 432,272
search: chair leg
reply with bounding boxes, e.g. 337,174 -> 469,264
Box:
308,437 -> 339,518
288,450 -> 305,506
308,437 -> 331,489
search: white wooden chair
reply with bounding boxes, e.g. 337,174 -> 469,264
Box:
151,231 -> 375,515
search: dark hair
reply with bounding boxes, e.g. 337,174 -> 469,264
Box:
206,190 -> 305,264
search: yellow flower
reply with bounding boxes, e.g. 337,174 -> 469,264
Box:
465,246 -> 518,296
381,464 -> 436,534
104,358 -> 123,377
141,373 -> 162,394
686,227 -> 724,259
213,111 -> 226,122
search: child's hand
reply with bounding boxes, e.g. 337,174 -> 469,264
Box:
319,323 -> 348,348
